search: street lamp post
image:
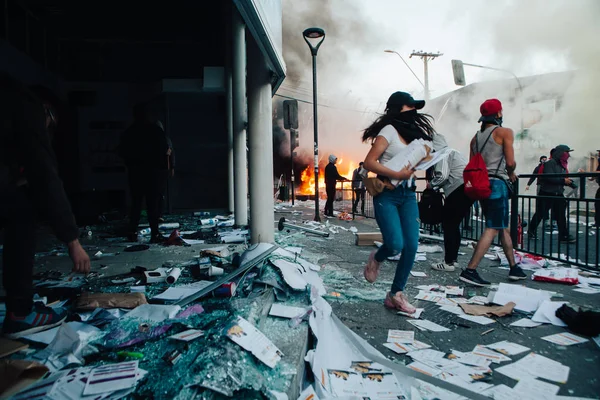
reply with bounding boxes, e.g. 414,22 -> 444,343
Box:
384,49 -> 425,91
303,27 -> 325,222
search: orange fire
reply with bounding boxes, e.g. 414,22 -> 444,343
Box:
297,157 -> 356,196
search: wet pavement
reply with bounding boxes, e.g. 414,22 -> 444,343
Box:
277,203 -> 600,399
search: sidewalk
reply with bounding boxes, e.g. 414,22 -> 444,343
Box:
277,204 -> 600,398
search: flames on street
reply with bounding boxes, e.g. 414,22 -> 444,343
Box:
297,157 -> 356,196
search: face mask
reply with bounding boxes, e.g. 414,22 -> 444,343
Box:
495,116 -> 503,126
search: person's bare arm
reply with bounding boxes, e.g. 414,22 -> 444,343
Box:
363,136 -> 413,181
498,127 -> 517,181
469,137 -> 476,160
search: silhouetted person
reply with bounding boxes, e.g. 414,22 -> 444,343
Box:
119,104 -> 170,243
156,120 -> 175,221
352,162 -> 366,214
324,154 -> 347,216
0,73 -> 90,338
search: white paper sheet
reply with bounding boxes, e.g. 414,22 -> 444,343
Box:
269,303 -> 309,319
496,353 -> 570,384
410,271 -> 427,277
169,329 -> 205,342
226,316 -> 283,368
407,349 -> 447,365
531,301 -> 568,327
481,384 -> 519,400
491,283 -> 551,312
362,372 -> 407,400
458,315 -> 496,325
84,361 -> 139,395
386,329 -> 415,343
509,318 -> 542,328
382,340 -> 431,354
471,345 -> 512,363
485,341 -> 530,356
152,281 -> 213,302
407,361 -> 442,377
449,350 -> 492,368
513,377 -> 560,399
541,332 -> 589,346
11,371 -> 67,400
327,370 -> 366,397
123,304 -> 181,322
407,319 -> 450,332
397,308 -> 424,319
439,305 -> 466,315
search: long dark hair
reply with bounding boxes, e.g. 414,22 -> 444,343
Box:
362,108 -> 435,144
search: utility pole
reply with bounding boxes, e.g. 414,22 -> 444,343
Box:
410,51 -> 443,101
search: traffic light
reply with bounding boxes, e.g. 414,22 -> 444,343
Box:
451,60 -> 466,86
290,129 -> 299,150
283,100 -> 299,130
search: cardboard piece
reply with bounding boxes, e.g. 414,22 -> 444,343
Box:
355,232 -> 383,246
0,359 -> 49,398
0,338 -> 28,359
75,292 -> 147,310
459,302 -> 515,317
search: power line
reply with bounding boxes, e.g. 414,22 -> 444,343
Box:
273,93 -> 380,115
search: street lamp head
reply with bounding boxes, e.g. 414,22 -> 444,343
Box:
303,27 -> 326,55
303,27 -> 325,39
384,49 -> 395,53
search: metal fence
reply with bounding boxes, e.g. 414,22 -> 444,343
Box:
338,173 -> 600,271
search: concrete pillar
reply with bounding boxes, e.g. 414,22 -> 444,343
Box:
247,36 -> 274,243
232,10 -> 248,226
226,49 -> 234,213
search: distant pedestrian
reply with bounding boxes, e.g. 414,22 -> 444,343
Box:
324,155 -> 348,217
156,120 -> 175,222
528,145 -> 576,243
525,155 -> 547,192
352,162 -> 366,214
119,103 -> 170,243
361,91 -> 433,313
460,99 -> 526,287
428,134 -> 473,272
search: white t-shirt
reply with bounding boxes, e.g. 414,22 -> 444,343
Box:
377,124 -> 407,164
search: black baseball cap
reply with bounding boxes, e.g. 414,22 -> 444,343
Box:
386,91 -> 425,110
556,144 -> 574,152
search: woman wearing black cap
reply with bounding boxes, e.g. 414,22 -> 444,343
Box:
361,91 -> 434,314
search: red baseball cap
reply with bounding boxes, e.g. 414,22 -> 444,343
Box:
480,99 -> 502,116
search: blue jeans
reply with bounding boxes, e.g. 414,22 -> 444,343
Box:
373,185 -> 420,293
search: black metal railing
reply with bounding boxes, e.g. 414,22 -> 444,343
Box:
352,173 -> 600,270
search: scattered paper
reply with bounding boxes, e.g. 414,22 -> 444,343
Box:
386,330 -> 415,344
152,281 -> 213,302
491,283 -> 551,312
485,341 -> 530,356
573,287 -> 600,294
410,271 -> 427,277
84,361 -> 139,395
382,340 -> 431,354
459,302 -> 515,317
541,332 -> 589,346
269,304 -> 309,319
328,370 -> 365,397
123,304 -> 181,322
448,350 -> 492,368
531,301 -> 568,327
169,329 -> 204,342
407,319 -> 450,332
444,286 -> 464,296
397,308 -> 424,319
495,353 -> 570,384
439,305 -> 465,315
407,361 -> 442,377
458,315 -> 496,325
509,318 -> 542,328
471,345 -> 512,363
513,378 -> 560,400
225,316 -> 283,368
481,384 -> 518,400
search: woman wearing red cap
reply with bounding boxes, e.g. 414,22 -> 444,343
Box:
361,91 -> 433,313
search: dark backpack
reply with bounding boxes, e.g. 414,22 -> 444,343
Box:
463,127 -> 501,200
418,188 -> 444,225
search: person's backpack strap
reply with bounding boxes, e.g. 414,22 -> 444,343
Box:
474,126 -> 499,155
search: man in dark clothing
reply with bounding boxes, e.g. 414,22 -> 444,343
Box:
156,120 -> 175,221
352,162 -> 366,214
324,154 -> 348,217
525,155 -> 547,192
528,145 -> 575,243
119,104 -> 170,243
0,73 -> 90,338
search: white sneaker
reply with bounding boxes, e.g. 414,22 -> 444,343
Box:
431,262 -> 456,272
